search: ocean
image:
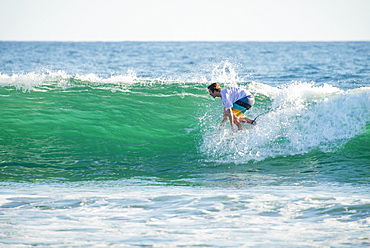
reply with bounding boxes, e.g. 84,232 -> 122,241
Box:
0,41 -> 369,247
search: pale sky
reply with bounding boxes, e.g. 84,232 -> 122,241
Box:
1,0 -> 369,41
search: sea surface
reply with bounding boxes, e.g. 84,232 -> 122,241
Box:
1,41 -> 370,247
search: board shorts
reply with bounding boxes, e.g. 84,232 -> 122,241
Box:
231,95 -> 255,118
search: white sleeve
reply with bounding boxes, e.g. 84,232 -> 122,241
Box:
221,90 -> 233,110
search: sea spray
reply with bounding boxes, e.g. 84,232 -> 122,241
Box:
210,60 -> 242,87
200,82 -> 370,162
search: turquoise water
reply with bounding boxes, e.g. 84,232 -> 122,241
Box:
1,42 -> 370,247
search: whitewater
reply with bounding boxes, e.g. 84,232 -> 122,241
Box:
0,42 -> 369,247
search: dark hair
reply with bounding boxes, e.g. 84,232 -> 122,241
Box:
207,83 -> 222,92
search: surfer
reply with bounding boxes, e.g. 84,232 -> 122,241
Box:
208,83 -> 255,131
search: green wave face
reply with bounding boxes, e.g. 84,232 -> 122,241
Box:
1,76 -> 370,183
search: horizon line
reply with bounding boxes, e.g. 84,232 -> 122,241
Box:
1,40 -> 370,43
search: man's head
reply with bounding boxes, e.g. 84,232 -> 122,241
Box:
207,83 -> 222,98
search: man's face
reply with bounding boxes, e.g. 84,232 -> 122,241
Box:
208,89 -> 218,98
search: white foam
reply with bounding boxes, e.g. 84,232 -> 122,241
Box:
0,70 -> 140,92
74,69 -> 138,84
0,70 -> 70,92
1,182 -> 369,247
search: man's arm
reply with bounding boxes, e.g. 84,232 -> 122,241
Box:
220,108 -> 241,131
219,110 -> 228,130
224,109 -> 234,130
223,108 -> 243,131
